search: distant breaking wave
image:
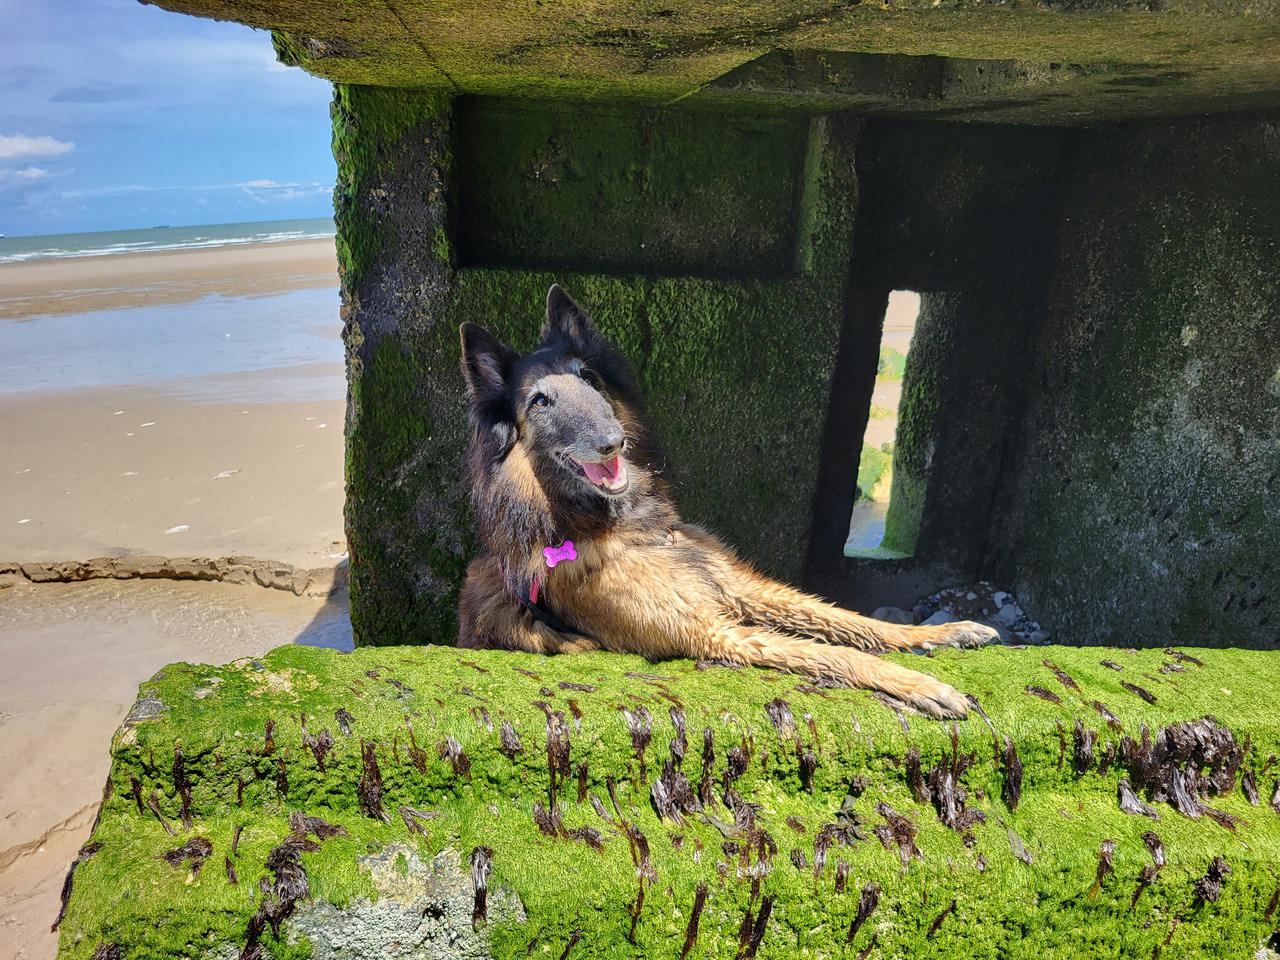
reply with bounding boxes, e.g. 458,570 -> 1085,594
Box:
0,218 -> 336,264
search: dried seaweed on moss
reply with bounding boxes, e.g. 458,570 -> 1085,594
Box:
334,707 -> 354,736
834,859 -> 850,893
172,745 -> 194,829
651,757 -> 699,823
1042,659 -> 1081,692
1101,659 -> 1124,671
262,718 -> 276,756
789,848 -> 808,870
1074,719 -> 1097,774
147,789 -> 175,835
736,893 -> 774,960
1241,768 -> 1259,805
225,856 -> 238,885
799,748 -> 818,792
301,724 -> 334,771
763,698 -> 796,740
399,805 -> 440,836
669,706 -> 688,766
358,740 -> 388,822
1118,778 -> 1160,819
1025,685 -> 1062,705
161,836 -> 213,875
1001,737 -> 1023,812
1121,717 -> 1244,821
1120,681 -> 1158,704
874,802 -> 921,870
470,846 -> 493,928
499,719 -> 524,758
927,898 -> 957,938
1088,839 -> 1116,900
1164,648 -> 1204,667
558,680 -> 597,693
90,946 -> 122,960
438,735 -> 472,778
905,746 -> 928,804
678,881 -> 708,960
1091,700 -> 1123,731
1193,856 -> 1230,905
51,840 -> 103,932
623,707 -> 653,781
846,882 -> 880,944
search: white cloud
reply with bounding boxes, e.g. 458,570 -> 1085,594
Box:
0,165 -> 52,189
240,178 -> 281,189
0,133 -> 75,159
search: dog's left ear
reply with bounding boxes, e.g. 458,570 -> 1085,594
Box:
541,284 -> 600,353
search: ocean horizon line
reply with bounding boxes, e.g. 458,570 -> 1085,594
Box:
0,217 -> 336,264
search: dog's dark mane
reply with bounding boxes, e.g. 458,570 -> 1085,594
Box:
462,289 -> 676,570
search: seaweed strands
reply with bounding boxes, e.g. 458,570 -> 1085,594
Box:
499,719 -> 524,759
160,836 -> 214,875
698,728 -> 716,807
399,805 -> 440,837
763,698 -> 797,741
301,722 -> 334,772
927,898 -> 957,939
172,745 -> 194,829
51,841 -> 103,932
1241,767 -> 1260,806
1092,700 -> 1123,732
874,802 -> 922,871
1001,737 -> 1023,812
1120,681 -> 1158,705
846,882 -> 881,945
1130,831 -> 1165,910
678,882 -> 709,960
536,700 -> 572,814
651,757 -> 700,824
358,740 -> 389,823
911,726 -> 986,834
1192,856 -> 1230,906
1087,839 -> 1117,900
669,706 -> 688,767
334,707 -> 355,736
623,707 -> 653,782
1025,685 -> 1063,705
471,846 -> 494,928
735,892 -> 775,960
1118,778 -> 1161,819
1042,659 -> 1081,693
147,789 -> 176,836
239,814 -> 350,959
798,748 -> 818,793
1074,719 -> 1098,775
90,946 -> 122,960
438,735 -> 472,779
1121,717 -> 1245,823
1163,648 -> 1205,667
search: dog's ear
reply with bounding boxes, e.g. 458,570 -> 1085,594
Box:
542,284 -> 600,353
459,323 -> 517,403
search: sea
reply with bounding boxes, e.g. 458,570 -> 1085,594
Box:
0,217 -> 335,263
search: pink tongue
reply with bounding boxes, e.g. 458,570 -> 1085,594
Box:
580,455 -> 619,485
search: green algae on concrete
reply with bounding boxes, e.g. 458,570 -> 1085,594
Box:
994,119 -> 1280,650
56,641 -> 1280,959
145,0 -> 1280,125
337,86 -> 859,647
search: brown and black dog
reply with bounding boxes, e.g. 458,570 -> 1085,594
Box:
457,285 -> 996,718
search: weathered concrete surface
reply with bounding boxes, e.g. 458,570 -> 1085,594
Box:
336,89 -> 859,646
54,642 -> 1280,958
0,556 -> 345,597
992,119 -> 1280,649
142,0 -> 1280,124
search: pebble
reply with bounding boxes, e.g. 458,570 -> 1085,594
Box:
871,606 -> 913,625
921,611 -> 960,627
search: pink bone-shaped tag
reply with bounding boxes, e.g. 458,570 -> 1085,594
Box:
543,540 -> 577,568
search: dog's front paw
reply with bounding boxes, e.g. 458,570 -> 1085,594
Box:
937,620 -> 1000,649
902,677 -> 972,720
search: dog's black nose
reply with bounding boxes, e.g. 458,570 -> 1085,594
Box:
597,428 -> 624,458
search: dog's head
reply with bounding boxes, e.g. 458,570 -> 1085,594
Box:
460,285 -> 658,510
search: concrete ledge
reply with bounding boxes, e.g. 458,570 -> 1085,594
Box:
0,557 -> 347,598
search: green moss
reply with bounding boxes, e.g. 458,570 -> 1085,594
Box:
877,345 -> 907,380
856,443 -> 892,502
57,642 -> 1280,958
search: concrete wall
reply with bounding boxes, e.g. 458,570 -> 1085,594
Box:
993,119 -> 1280,649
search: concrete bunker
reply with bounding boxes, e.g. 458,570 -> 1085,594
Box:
144,2 -> 1280,655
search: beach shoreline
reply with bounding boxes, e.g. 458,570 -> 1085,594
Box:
0,236 -> 339,319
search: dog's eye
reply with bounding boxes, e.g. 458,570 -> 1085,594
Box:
529,393 -> 549,410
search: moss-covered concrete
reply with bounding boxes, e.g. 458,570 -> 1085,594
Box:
56,642 -> 1280,958
147,0 -> 1280,125
993,119 -> 1280,650
337,87 -> 858,646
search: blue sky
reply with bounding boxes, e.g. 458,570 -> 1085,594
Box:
0,0 -> 335,237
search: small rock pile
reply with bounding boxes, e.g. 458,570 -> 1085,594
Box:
873,581 -> 1050,644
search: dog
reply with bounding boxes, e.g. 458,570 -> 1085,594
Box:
456,285 -> 996,718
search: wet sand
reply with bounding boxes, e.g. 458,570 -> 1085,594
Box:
0,237 -> 338,320
0,577 -> 351,959
0,238 -> 350,959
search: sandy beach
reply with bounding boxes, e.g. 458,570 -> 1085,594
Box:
0,236 -> 350,959
0,237 -> 338,320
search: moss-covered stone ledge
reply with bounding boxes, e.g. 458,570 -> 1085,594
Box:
57,644 -> 1280,959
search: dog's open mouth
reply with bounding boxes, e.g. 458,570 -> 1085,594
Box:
568,453 -> 629,495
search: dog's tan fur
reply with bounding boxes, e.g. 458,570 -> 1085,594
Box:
456,287 -> 995,719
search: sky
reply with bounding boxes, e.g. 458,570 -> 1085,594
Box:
0,0 -> 336,237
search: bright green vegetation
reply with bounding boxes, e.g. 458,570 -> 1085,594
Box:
876,346 -> 907,381
868,404 -> 894,421
57,642 -> 1280,959
856,443 -> 892,503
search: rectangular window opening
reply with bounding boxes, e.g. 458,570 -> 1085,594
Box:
844,289 -> 919,560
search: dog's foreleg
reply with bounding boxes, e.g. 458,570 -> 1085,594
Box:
702,621 -> 970,719
721,566 -> 997,653
458,559 -> 599,655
